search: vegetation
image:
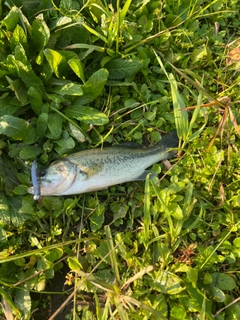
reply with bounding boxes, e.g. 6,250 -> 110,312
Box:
0,0 -> 240,319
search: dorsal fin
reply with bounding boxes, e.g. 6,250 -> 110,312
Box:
117,142 -> 142,148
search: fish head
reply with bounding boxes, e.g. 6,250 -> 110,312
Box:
28,159 -> 81,196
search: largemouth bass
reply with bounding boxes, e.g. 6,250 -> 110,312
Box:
28,131 -> 178,198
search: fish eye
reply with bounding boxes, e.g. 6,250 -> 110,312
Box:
39,169 -> 47,177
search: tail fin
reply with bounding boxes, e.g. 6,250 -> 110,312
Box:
160,130 -> 179,158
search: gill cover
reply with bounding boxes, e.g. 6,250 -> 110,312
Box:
37,159 -> 78,196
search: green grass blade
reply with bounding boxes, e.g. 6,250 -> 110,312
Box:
152,49 -> 188,141
119,0 -> 132,25
160,55 -> 226,108
82,22 -> 108,43
105,225 -> 121,285
189,87 -> 203,134
151,182 -> 175,245
182,182 -> 194,218
187,78 -> 207,142
169,73 -> 189,141
63,43 -> 105,52
121,265 -> 154,291
143,173 -> 151,248
0,288 -> 20,318
114,295 -> 129,320
101,295 -> 111,320
123,296 -> 168,320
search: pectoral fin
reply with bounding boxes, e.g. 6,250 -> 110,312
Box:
76,163 -> 104,179
136,170 -> 157,181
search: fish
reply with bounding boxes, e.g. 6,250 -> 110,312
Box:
28,131 -> 178,198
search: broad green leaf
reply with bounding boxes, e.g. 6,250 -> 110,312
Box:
21,266 -> 38,290
227,301 -> 240,319
45,248 -> 63,262
86,0 -> 108,21
110,202 -> 129,224
187,267 -> 198,288
54,131 -> 75,155
233,237 -> 240,247
15,172 -> 28,185
52,82 -> 83,96
151,270 -> 185,295
105,58 -> 144,79
14,45 -> 45,93
10,25 -> 28,51
58,50 -> 79,63
185,283 -> 213,318
18,9 -> 32,35
35,49 -> 45,65
37,257 -> 54,279
65,105 -> 109,125
37,112 -> 48,138
13,185 -> 27,195
69,123 -> 85,142
192,45 -> 210,64
47,112 -> 62,138
14,43 -> 28,64
59,0 -> 80,15
68,58 -> 85,82
17,61 -> 44,93
203,273 -> 213,285
28,86 -> 43,115
5,54 -> 19,77
50,16 -> 72,30
170,306 -> 186,320
0,195 -> 30,227
25,127 -> 38,145
19,146 -> 42,160
0,115 -> 30,140
6,77 -> 28,104
0,96 -> 19,117
2,6 -> 19,30
44,49 -> 68,78
74,68 -> 109,105
45,92 -> 65,104
34,272 -> 47,291
14,286 -> 31,317
212,286 -> 226,302
90,204 -> 105,232
169,202 -> 183,220
20,196 -> 35,215
32,15 -> 50,51
212,273 -> 236,291
67,257 -> 82,271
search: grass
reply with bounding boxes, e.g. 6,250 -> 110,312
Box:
0,0 -> 240,319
